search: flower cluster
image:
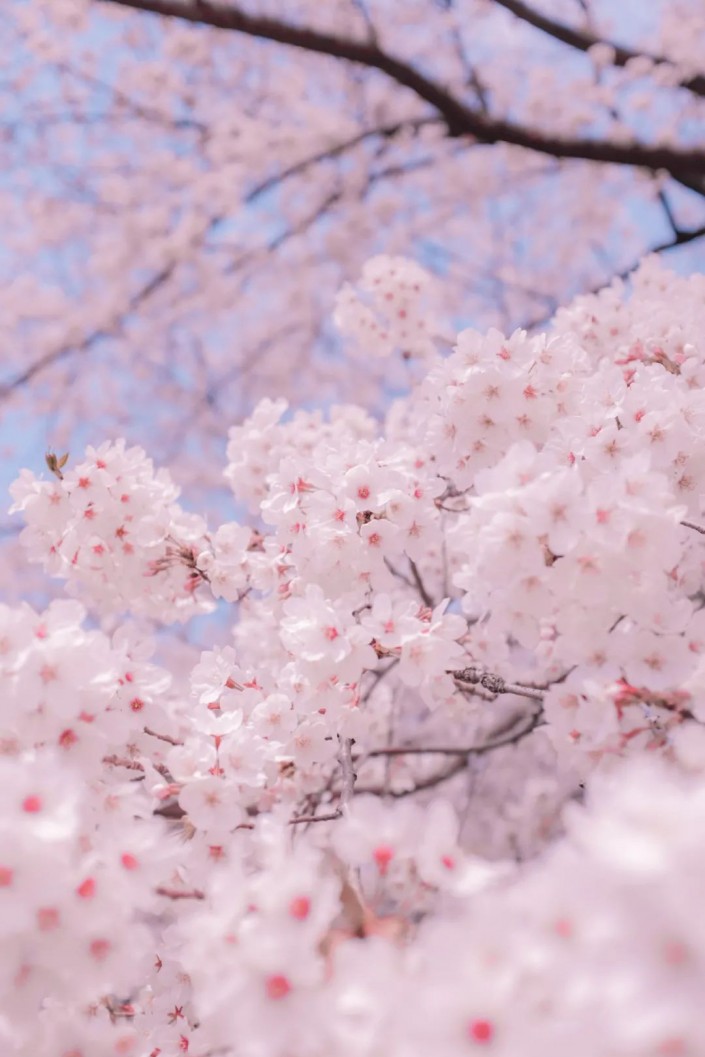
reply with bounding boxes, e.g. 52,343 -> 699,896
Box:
11,440 -> 212,621
6,256 -> 705,1054
0,752 -> 174,1057
334,255 -> 440,362
0,597 -> 172,767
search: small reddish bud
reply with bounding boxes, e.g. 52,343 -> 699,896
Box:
289,896 -> 311,920
266,974 -> 292,1000
468,1019 -> 494,1044
22,795 -> 42,813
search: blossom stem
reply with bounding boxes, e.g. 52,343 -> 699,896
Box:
451,667 -> 546,701
144,726 -> 183,746
155,886 -> 205,900
681,518 -> 705,536
355,709 -> 544,796
339,737 -> 357,810
408,558 -> 434,608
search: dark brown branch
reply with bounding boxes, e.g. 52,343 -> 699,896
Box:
366,755 -> 468,796
98,0 -> 705,178
527,221 -> 705,331
364,708 -> 544,759
491,0 -> 705,96
0,259 -> 178,399
609,225 -> 705,274
682,518 -> 705,536
361,659 -> 399,704
244,118 -> 440,206
3,120 -> 413,401
356,708 -> 543,797
657,189 -> 680,239
408,558 -> 434,608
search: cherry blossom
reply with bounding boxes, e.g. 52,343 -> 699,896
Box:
5,255 -> 705,1053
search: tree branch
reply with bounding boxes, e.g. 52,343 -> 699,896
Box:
491,0 -> 705,97
244,118 -> 439,206
682,518 -> 705,536
98,0 -> 705,178
355,707 -> 543,797
408,558 -> 434,608
2,119 -> 423,401
451,667 -> 546,701
527,220 -> 705,331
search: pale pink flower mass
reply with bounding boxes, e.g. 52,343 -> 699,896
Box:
3,0 -> 705,1053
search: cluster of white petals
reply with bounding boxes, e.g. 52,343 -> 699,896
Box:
11,441 -> 212,621
5,256 -> 705,1055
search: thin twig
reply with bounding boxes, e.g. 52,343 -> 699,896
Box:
339,737 -> 357,810
103,754 -> 145,772
155,886 -> 205,900
682,519 -> 705,536
356,708 -> 544,797
361,659 -> 399,704
144,726 -> 183,746
290,809 -> 343,825
383,558 -> 416,591
408,558 -> 434,608
451,667 -> 546,701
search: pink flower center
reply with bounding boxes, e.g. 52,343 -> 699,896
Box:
77,878 -> 96,899
373,844 -> 394,874
266,974 -> 291,1000
289,896 -> 311,920
467,1019 -> 494,1044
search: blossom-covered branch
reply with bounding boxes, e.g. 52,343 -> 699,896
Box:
492,0 -> 705,96
100,0 -> 705,177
